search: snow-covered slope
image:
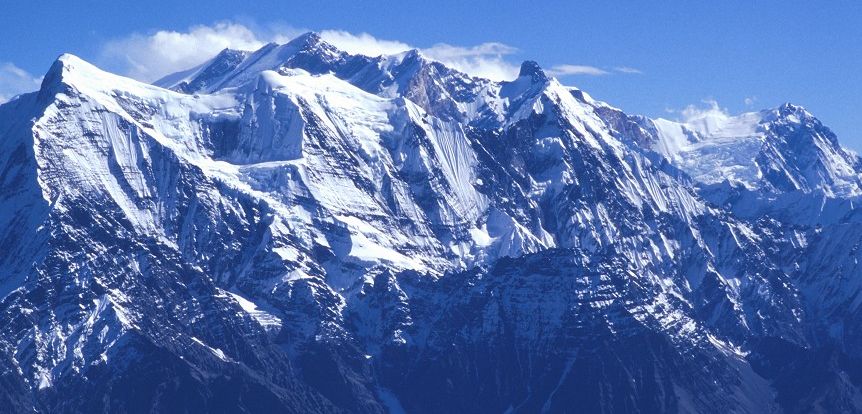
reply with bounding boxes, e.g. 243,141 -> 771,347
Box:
649,104 -> 862,196
2,32 -> 862,413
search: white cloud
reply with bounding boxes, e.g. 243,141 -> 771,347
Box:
424,42 -> 517,59
314,31 -> 520,80
678,99 -> 729,122
744,96 -> 757,106
99,22 -> 523,82
421,42 -> 520,80
546,64 -> 644,77
614,66 -> 643,74
318,30 -> 411,56
667,99 -> 734,135
0,63 -> 42,103
99,22 -> 270,82
97,21 -> 635,83
546,64 -> 609,77
304,31 -> 521,79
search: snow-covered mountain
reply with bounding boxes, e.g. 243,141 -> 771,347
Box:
647,104 -> 862,196
3,32 -> 862,413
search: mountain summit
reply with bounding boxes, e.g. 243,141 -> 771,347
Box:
2,34 -> 862,413
517,60 -> 549,83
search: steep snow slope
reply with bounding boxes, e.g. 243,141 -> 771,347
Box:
2,32 -> 862,413
0,57 -> 337,413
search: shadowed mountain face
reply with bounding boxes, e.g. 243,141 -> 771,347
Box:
3,32 -> 862,413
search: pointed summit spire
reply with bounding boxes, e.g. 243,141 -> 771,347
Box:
292,31 -> 323,46
777,102 -> 807,116
283,31 -> 344,58
403,48 -> 425,61
518,60 -> 549,83
40,53 -> 100,92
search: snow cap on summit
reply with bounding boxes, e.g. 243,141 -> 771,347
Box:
291,31 -> 323,45
40,53 -> 92,90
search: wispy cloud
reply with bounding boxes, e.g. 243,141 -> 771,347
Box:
0,62 -> 42,103
317,30 -> 411,56
316,32 -> 523,80
662,99 -> 741,136
614,66 -> 643,74
546,64 -> 644,77
318,32 -> 522,79
679,99 -> 729,123
546,64 -> 609,77
744,96 -> 757,106
98,22 -> 524,82
421,42 -> 520,80
664,99 -> 735,133
99,22 -> 270,82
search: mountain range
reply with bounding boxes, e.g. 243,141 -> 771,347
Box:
3,32 -> 862,413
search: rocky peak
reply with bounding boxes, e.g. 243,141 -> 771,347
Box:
518,60 -> 549,83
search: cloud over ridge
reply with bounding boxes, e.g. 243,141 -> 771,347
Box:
0,62 -> 42,103
97,21 -> 639,83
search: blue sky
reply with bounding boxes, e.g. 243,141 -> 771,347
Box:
1,1 -> 860,148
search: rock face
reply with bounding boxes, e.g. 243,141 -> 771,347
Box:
3,33 -> 862,413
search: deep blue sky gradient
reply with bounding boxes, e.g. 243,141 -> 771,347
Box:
2,1 -> 860,147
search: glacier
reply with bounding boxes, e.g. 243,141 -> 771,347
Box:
2,32 -> 862,413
